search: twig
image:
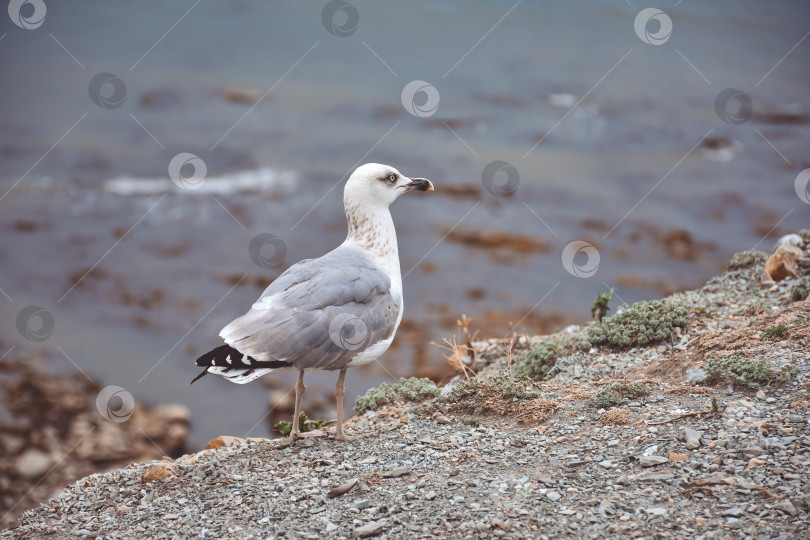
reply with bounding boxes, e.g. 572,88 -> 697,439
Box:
681,486 -> 718,500
647,396 -> 718,425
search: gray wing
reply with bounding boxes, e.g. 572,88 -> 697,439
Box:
219,246 -> 400,371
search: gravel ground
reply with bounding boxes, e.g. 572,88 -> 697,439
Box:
4,254 -> 809,539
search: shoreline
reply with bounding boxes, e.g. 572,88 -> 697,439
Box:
2,242 -> 809,538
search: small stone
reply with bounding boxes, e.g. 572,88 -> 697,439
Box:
607,439 -> 619,448
789,414 -> 803,424
352,521 -> 384,538
567,459 -> 586,468
637,472 -> 674,481
205,435 -> 249,450
722,507 -> 743,517
774,499 -> 797,516
740,446 -> 766,457
433,414 -> 451,425
639,455 -> 668,467
382,466 -> 412,478
351,499 -> 371,510
647,507 -> 667,516
683,428 -> 703,450
598,460 -> 614,469
755,390 -> 766,400
165,514 -> 180,520
725,518 -> 743,529
669,452 -> 688,461
546,491 -> 562,502
327,478 -> 359,499
141,461 -> 175,483
424,490 -> 436,500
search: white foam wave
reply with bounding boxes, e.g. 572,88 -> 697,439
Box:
104,167 -> 297,196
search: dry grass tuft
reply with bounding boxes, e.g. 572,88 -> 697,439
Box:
665,385 -> 714,395
599,408 -> 633,425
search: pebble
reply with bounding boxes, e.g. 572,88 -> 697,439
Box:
352,521 -> 384,538
546,492 -> 562,502
638,455 -> 668,467
774,500 -> 798,516
683,428 -> 703,450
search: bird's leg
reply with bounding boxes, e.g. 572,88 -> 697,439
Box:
333,368 -> 372,441
289,370 -> 305,440
289,370 -> 325,440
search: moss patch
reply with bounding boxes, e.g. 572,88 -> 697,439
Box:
586,382 -> 654,409
584,299 -> 689,349
705,355 -> 796,390
514,340 -> 560,381
354,377 -> 440,414
274,412 -> 334,436
728,250 -> 768,271
790,277 -> 810,302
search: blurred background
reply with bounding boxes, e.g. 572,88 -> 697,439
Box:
1,0 -> 808,524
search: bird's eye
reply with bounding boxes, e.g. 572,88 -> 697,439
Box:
387,173 -> 397,183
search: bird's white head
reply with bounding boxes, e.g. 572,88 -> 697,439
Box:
344,163 -> 434,210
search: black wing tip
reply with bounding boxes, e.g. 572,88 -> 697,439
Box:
190,367 -> 209,385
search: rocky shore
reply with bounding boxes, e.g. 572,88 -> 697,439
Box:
3,241 -> 809,539
0,360 -> 190,531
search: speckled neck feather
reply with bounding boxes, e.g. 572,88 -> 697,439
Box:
343,200 -> 400,277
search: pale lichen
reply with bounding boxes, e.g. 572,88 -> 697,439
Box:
354,377 -> 440,413
582,299 -> 688,349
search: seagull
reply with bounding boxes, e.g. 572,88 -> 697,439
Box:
191,163 -> 434,440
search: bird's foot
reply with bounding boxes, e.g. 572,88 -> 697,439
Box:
289,429 -> 327,441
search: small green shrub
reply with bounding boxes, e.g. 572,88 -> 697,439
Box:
704,355 -> 796,390
728,250 -> 768,271
764,323 -> 790,339
274,412 -> 335,436
354,377 -> 440,413
798,229 -> 810,245
790,277 -> 810,302
514,340 -> 560,380
591,288 -> 614,322
585,299 -> 688,348
586,382 -> 654,409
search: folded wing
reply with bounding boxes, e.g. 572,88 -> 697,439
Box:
218,246 -> 400,372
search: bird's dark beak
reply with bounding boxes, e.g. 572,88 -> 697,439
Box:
403,178 -> 434,192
